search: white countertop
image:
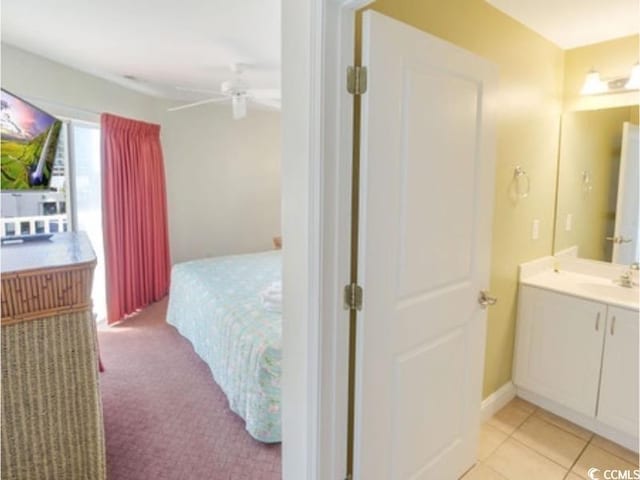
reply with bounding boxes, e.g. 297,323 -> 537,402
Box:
521,265 -> 639,312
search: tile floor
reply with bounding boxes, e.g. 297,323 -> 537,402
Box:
462,397 -> 640,480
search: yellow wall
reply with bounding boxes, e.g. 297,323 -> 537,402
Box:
363,0 -> 565,398
564,35 -> 640,111
555,106 -> 639,261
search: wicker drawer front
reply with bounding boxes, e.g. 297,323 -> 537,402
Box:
1,311 -> 106,480
1,262 -> 94,325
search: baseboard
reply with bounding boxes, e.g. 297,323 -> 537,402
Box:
480,381 -> 517,422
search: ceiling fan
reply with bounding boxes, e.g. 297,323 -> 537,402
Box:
167,63 -> 280,120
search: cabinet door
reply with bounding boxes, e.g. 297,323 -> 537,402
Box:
597,306 -> 639,436
514,286 -> 606,417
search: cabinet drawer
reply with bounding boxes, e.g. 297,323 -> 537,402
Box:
1,262 -> 95,325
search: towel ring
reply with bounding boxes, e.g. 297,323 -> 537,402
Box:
513,166 -> 530,199
582,171 -> 593,194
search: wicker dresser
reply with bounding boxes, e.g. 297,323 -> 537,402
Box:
1,232 -> 106,480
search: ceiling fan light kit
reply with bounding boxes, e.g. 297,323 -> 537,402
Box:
232,95 -> 247,120
168,63 -> 280,119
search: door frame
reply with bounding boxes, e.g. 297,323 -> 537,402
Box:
281,0 -> 372,479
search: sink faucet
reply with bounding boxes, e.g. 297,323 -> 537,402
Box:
618,262 -> 639,288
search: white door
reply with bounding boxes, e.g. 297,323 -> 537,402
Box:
597,306 -> 639,436
355,12 -> 497,480
513,286 -> 606,417
612,122 -> 639,264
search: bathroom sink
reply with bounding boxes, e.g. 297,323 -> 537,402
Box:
577,282 -> 640,304
521,266 -> 640,310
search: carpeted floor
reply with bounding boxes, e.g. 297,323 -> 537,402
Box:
98,298 -> 282,480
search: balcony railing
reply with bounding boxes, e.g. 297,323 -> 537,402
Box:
1,215 -> 69,238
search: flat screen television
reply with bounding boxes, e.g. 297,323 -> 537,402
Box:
1,89 -> 62,190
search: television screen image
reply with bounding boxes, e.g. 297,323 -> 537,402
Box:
1,89 -> 62,190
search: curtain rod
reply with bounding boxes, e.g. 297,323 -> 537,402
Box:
21,94 -> 162,135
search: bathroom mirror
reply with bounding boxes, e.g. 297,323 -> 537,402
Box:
553,105 -> 639,264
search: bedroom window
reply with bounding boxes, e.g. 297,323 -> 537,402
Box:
68,121 -> 106,322
0,125 -> 69,238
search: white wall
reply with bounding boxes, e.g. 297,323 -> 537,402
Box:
1,43 -> 282,265
159,103 -> 282,264
1,44 -> 159,123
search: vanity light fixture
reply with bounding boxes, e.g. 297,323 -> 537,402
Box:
580,69 -> 607,95
581,63 -> 640,96
625,62 -> 640,90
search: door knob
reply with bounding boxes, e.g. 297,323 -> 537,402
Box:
606,236 -> 633,244
478,290 -> 497,308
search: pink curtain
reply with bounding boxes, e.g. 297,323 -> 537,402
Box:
101,113 -> 171,325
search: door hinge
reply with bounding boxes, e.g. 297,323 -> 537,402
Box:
347,66 -> 367,95
344,283 -> 363,311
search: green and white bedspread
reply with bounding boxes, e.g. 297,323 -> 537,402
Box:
166,250 -> 282,443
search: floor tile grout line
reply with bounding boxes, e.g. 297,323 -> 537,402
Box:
486,405 -> 572,480
477,404 -> 536,479
519,410 -> 638,474
484,423 -> 511,458
480,461 -> 509,479
487,399 -> 638,479
481,403 -> 536,459
508,436 -> 572,473
477,403 -> 633,480
589,439 -> 640,466
524,409 -> 595,456
563,436 -> 593,480
533,410 -> 593,443
498,402 -> 536,437
516,408 -> 593,473
534,412 -> 637,467
503,404 -> 581,476
503,405 -> 535,441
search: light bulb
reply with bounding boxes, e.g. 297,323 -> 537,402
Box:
580,70 -> 607,95
625,63 -> 640,90
232,95 -> 247,120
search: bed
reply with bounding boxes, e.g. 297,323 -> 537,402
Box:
166,250 -> 282,443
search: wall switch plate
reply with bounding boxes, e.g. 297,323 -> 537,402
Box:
565,213 -> 572,232
532,219 -> 540,240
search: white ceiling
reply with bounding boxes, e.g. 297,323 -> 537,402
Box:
2,0 -> 637,103
487,0 -> 639,49
1,0 -> 280,102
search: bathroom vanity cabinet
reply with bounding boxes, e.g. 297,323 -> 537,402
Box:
514,284 -> 639,449
597,305 -> 639,436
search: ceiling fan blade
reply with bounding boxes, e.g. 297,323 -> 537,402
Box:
175,86 -> 227,97
247,88 -> 281,99
167,97 -> 229,112
250,97 -> 281,110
